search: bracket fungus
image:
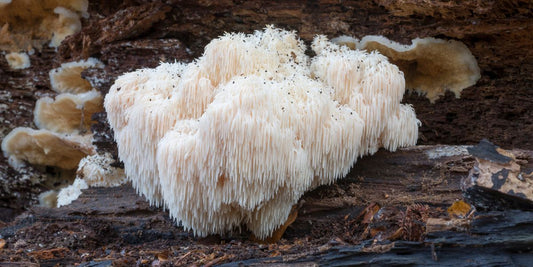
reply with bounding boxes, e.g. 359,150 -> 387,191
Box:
39,58 -> 105,134
3,58 -> 104,175
34,90 -> 103,133
332,35 -> 481,102
105,26 -> 420,240
49,58 -> 105,94
1,127 -> 95,170
0,0 -> 88,52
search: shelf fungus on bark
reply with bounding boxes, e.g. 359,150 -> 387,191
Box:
1,127 -> 95,170
104,26 -> 420,241
3,57 -> 105,172
332,35 -> 480,103
0,0 -> 88,52
49,57 -> 105,94
2,57 -> 106,208
34,90 -> 103,134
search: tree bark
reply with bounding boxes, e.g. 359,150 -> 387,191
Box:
1,144 -> 532,265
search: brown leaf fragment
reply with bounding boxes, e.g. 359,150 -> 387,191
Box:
447,200 -> 474,219
361,203 -> 381,224
204,254 -> 233,267
251,205 -> 298,243
399,204 -> 430,241
157,250 -> 169,262
28,247 -> 70,260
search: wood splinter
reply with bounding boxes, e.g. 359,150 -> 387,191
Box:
251,205 -> 298,244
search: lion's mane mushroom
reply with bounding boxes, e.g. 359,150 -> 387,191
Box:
332,35 -> 480,102
105,26 -> 420,239
311,36 -> 420,156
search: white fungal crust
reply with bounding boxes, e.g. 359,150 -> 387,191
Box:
56,153 -> 126,207
105,26 -> 420,239
34,90 -> 103,133
5,52 -> 30,69
76,153 -> 126,187
49,58 -> 104,94
331,35 -> 481,103
56,178 -> 87,207
39,190 -> 59,208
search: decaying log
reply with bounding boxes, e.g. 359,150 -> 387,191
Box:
1,145 -> 532,265
463,139 -> 533,211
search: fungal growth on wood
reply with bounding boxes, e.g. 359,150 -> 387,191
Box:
105,26 -> 420,240
332,35 -> 480,102
34,90 -> 103,134
4,52 -> 30,69
2,58 -> 104,172
49,58 -> 105,94
1,127 -> 94,170
2,57 -> 107,208
0,0 -> 88,52
57,153 -> 126,207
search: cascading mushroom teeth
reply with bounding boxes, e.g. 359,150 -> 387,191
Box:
104,26 -> 420,240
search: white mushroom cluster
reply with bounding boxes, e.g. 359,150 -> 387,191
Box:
331,35 -> 481,102
105,26 -> 420,239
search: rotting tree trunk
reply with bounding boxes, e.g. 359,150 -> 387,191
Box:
0,144 -> 532,265
0,0 -> 532,265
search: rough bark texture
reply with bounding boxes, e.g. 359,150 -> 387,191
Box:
1,0 -> 532,265
1,145 -> 531,265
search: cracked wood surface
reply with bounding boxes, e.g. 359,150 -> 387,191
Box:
1,145 -> 532,265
